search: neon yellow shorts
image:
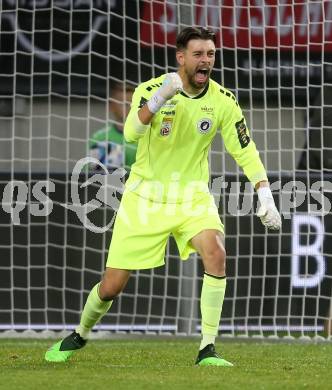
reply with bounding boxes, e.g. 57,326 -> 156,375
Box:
106,190 -> 224,270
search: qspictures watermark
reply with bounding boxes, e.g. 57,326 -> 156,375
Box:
1,158 -> 126,233
1,157 -> 332,232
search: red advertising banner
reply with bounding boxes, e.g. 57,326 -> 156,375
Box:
140,0 -> 332,51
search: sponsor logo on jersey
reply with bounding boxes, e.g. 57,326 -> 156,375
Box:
163,99 -> 178,108
160,117 -> 173,136
197,118 -> 212,134
201,105 -> 213,113
160,110 -> 175,115
235,117 -> 250,148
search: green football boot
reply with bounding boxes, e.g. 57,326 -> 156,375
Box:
195,344 -> 234,367
45,331 -> 87,362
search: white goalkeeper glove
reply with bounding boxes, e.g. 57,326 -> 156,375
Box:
257,186 -> 281,230
147,72 -> 183,114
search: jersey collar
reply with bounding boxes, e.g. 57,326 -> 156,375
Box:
180,82 -> 209,99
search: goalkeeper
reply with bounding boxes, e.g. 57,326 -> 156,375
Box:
45,27 -> 281,366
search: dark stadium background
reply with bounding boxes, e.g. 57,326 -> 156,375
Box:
0,0 -> 331,333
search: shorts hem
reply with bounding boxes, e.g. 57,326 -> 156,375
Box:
106,260 -> 165,270
177,224 -> 224,260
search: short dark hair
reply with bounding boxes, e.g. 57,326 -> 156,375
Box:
176,27 -> 216,50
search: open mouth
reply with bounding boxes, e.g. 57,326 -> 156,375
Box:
195,68 -> 209,84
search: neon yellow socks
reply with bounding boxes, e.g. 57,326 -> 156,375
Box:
199,273 -> 226,350
75,283 -> 113,339
76,274 -> 226,345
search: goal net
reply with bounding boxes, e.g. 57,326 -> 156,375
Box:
0,0 -> 332,339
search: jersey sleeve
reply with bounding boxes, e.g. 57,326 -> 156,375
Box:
220,97 -> 268,186
124,83 -> 151,143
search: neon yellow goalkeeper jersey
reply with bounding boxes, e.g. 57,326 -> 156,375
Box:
124,74 -> 267,202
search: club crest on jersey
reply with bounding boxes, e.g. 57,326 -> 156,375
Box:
160,117 -> 173,136
197,118 -> 212,134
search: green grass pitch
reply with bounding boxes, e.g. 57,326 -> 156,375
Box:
1,338 -> 332,390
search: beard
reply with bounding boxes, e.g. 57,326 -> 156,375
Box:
185,67 -> 211,91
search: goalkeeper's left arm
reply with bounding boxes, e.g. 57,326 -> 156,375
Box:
220,101 -> 281,230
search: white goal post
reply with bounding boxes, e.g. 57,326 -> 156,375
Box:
0,0 -> 332,339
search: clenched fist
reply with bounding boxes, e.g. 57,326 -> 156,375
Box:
158,72 -> 183,100
147,73 -> 183,114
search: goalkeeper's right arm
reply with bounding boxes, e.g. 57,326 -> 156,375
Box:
124,73 -> 183,142
145,72 -> 182,116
